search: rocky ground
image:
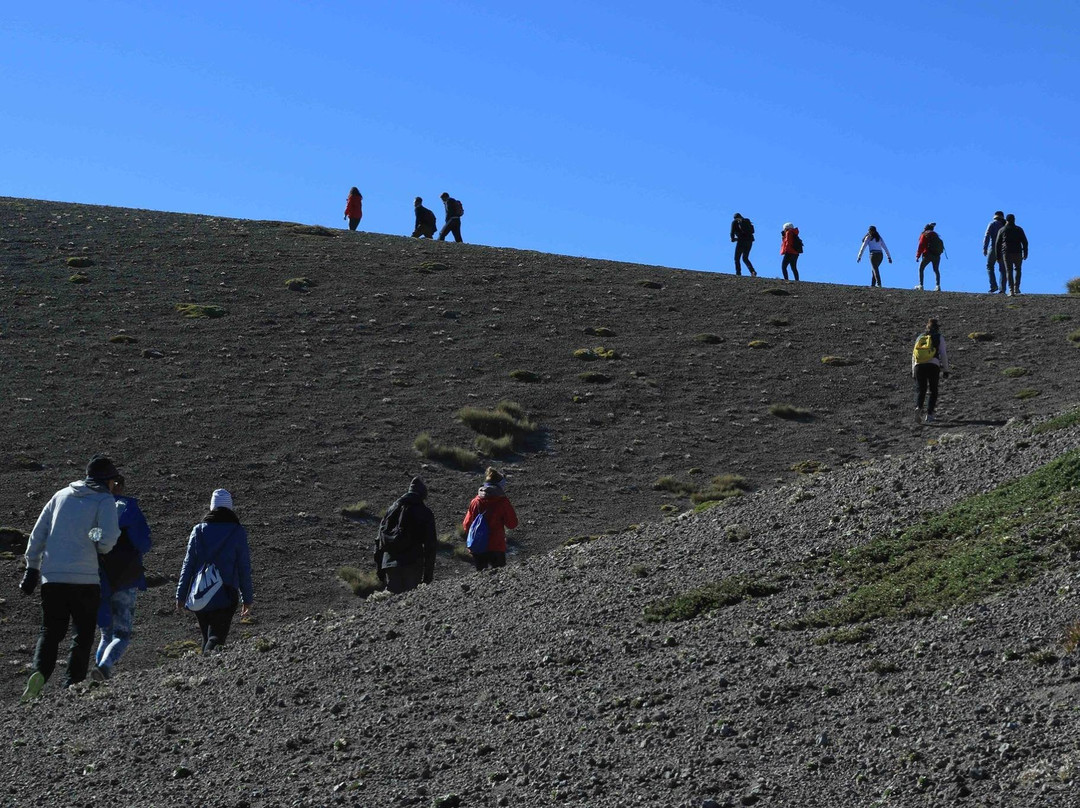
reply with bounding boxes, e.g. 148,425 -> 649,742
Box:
1,197 -> 1079,806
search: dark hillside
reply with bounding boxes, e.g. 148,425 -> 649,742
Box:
1,196 -> 1079,702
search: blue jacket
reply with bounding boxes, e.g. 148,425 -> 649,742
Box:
97,495 -> 153,625
176,509 -> 254,610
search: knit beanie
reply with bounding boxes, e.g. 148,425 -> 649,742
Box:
408,476 -> 428,498
210,489 -> 233,511
86,455 -> 120,482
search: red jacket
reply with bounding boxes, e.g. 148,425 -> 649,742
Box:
916,230 -> 944,259
462,486 -> 518,553
344,194 -> 363,220
780,227 -> 801,255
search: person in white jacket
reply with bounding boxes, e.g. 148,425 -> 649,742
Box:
857,225 -> 892,287
20,455 -> 122,700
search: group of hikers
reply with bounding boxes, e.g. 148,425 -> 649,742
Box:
16,456 -> 516,701
343,188 -> 466,242
730,212 -> 1030,293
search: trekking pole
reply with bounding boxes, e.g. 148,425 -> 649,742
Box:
943,249 -> 949,260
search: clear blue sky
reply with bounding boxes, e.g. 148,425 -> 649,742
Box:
5,1 -> 1079,294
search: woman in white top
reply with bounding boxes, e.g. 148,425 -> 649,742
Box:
856,225 -> 892,287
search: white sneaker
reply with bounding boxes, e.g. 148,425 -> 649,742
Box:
914,284 -> 923,290
934,285 -> 941,292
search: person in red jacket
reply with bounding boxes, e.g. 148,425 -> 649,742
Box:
779,222 -> 802,281
344,187 -> 363,231
462,467 -> 518,571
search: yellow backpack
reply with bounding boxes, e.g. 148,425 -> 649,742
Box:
913,333 -> 938,364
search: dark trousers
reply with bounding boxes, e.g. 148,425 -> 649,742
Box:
385,564 -> 425,594
780,253 -> 799,281
34,583 -> 100,686
438,217 -> 462,242
472,551 -> 506,572
918,255 -> 941,287
869,251 -> 884,286
733,241 -> 756,275
1004,253 -> 1023,293
914,364 -> 941,415
195,602 -> 237,653
986,251 -> 1003,292
348,217 -> 361,231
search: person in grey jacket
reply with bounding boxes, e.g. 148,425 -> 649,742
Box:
20,455 -> 122,700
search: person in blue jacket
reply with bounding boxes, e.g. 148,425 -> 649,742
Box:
175,489 -> 254,653
91,475 -> 152,681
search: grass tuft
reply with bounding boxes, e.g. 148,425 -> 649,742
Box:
417,261 -> 450,274
340,501 -> 377,521
413,433 -> 479,470
791,459 -> 829,474
761,287 -> 790,296
1067,329 -> 1080,345
1001,367 -> 1028,378
644,576 -> 781,622
690,474 -> 751,505
1016,389 -> 1041,400
475,434 -> 516,458
747,339 -> 770,349
637,280 -> 663,290
1050,314 -> 1072,323
291,225 -> 336,237
509,369 -> 541,383
1033,409 -> 1080,435
108,334 -> 138,344
285,277 -> 315,291
1066,278 -> 1080,295
69,273 -> 90,284
337,566 -> 384,598
653,476 -> 697,497
694,333 -> 723,344
769,403 -> 814,421
176,303 -> 227,319
821,356 -> 855,366
968,331 -> 994,342
458,401 -> 541,453
584,326 -> 616,337
66,256 -> 94,268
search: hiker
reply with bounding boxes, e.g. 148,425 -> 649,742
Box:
344,187 -> 363,231
92,474 -> 152,681
911,317 -> 949,424
994,213 -> 1029,296
915,223 -> 945,291
373,477 -> 437,594
411,197 -> 437,239
779,222 -> 802,281
730,213 -> 757,277
462,467 -> 518,571
175,489 -> 253,654
856,225 -> 892,287
19,455 -> 122,701
437,192 -> 464,242
982,211 -> 1007,293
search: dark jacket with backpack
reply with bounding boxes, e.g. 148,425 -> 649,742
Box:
413,204 -> 437,237
374,488 -> 437,583
730,217 -> 755,243
916,230 -> 945,259
443,197 -> 464,221
176,508 -> 254,611
97,494 -> 152,626
995,223 -> 1028,259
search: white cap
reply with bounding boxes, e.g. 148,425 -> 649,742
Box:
210,489 -> 233,511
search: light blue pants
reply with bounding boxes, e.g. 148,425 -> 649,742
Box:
95,588 -> 138,672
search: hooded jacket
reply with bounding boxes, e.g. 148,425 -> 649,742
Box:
344,193 -> 363,220
780,227 -> 802,255
983,217 -> 1006,252
995,222 -> 1028,258
730,217 -> 754,243
414,204 -> 437,237
463,483 -> 518,554
377,484 -> 437,581
176,508 -> 254,610
916,230 -> 945,259
24,480 -> 121,585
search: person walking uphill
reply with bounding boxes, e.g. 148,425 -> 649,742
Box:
779,223 -> 802,281
438,192 -> 464,242
92,474 -> 152,682
176,489 -> 254,654
373,477 -> 437,594
857,225 -> 892,287
912,317 -> 949,424
730,213 -> 757,277
983,211 -> 1007,293
411,197 -> 437,239
344,187 -> 363,231
915,223 -> 945,291
20,455 -> 122,701
462,468 -> 518,571
994,213 -> 1029,296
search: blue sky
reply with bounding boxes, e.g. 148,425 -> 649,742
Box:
4,1 -> 1079,294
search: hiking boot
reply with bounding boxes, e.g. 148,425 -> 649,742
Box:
21,671 -> 45,703
915,406 -> 924,423
89,666 -> 110,683
924,413 -> 936,424
934,285 -> 941,292
750,270 -> 757,277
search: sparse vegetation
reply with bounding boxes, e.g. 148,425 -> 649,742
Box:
1002,367 -> 1028,378
1067,329 -> 1080,345
66,256 -> 94,268
562,535 -> 601,548
644,576 -> 781,622
285,277 -> 314,291
1016,389 -> 1041,400
337,566 -> 384,598
813,626 -> 874,646
573,346 -> 619,361
694,333 -> 723,344
69,273 -> 90,284
637,280 -> 663,290
176,303 -> 227,319
1062,622 -> 1080,654
791,448 -> 1080,628
1050,314 -> 1072,323
690,474 -> 751,505
159,640 -> 201,659
578,372 -> 611,383
417,261 -> 450,274
653,476 -> 697,497
748,339 -> 770,349
475,434 -> 515,458
413,433 -> 479,470
1033,409 -> 1080,434
458,401 -> 541,453
509,370 -> 541,383
1066,278 -> 1080,295
968,331 -> 994,342
761,287 -> 790,296
791,459 -> 828,474
584,326 -> 616,337
340,501 -> 377,521
108,334 -> 138,344
769,403 -> 814,421
291,225 -> 336,237
821,356 -> 855,366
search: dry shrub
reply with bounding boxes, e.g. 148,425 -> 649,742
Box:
337,566 -> 384,598
413,433 -> 479,470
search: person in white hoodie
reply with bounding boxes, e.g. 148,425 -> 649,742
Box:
20,455 -> 122,700
856,225 -> 893,287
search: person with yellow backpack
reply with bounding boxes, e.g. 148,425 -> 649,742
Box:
912,318 -> 949,424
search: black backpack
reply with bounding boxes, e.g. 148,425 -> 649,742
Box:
740,219 -> 755,238
376,497 -> 414,556
99,528 -> 144,590
790,232 -> 804,253
450,199 -> 464,218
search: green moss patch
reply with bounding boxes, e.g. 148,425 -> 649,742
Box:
69,273 -> 90,284
176,303 -> 227,319
694,333 -> 723,344
509,369 -> 541,383
968,331 -> 994,342
1033,409 -> 1080,435
770,403 -> 814,421
108,334 -> 138,344
748,339 -> 770,349
1016,389 -> 1041,400
644,576 -> 781,622
1001,367 -> 1028,378
417,261 -> 450,274
584,326 -> 616,337
66,256 -> 94,268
